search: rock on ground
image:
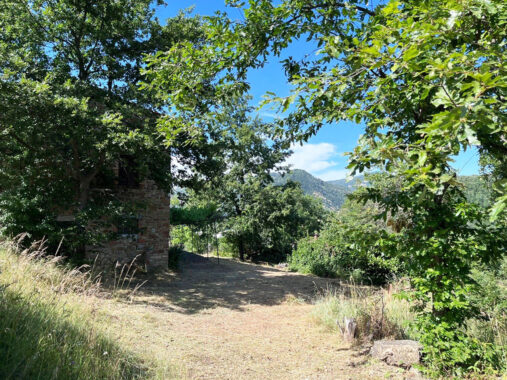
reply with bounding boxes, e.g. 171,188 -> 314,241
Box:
370,340 -> 422,368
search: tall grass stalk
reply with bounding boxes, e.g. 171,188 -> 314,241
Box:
111,255 -> 147,301
311,281 -> 415,343
0,237 -> 146,379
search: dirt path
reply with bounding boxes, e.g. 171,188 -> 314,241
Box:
102,253 -> 414,379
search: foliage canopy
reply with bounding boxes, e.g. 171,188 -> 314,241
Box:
0,1 -> 213,251
144,0 -> 506,375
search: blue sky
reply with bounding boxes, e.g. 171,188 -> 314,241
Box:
156,1 -> 480,181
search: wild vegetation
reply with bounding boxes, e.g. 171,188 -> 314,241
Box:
170,105 -> 326,262
289,195 -> 399,284
0,1 -> 220,256
0,238 -> 146,379
0,0 -> 506,378
311,284 -> 415,342
144,0 -> 506,376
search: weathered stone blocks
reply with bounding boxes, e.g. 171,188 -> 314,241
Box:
370,340 -> 422,368
86,180 -> 170,271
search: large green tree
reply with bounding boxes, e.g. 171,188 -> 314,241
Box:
0,1 -> 211,249
185,102 -> 325,261
145,0 -> 505,216
144,0 -> 506,375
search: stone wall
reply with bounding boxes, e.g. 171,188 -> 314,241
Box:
86,180 -> 170,271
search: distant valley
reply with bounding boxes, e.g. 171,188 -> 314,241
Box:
273,169 -> 490,210
272,169 -> 356,210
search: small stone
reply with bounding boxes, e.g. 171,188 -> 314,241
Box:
370,340 -> 422,368
406,367 -> 425,379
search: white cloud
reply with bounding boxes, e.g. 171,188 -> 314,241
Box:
285,143 -> 337,173
259,112 -> 281,119
284,143 -> 350,181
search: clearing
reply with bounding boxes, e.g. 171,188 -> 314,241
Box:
100,252 -> 416,379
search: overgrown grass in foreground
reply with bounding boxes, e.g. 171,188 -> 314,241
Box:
312,283 -> 415,342
312,278 -> 507,378
0,239 -> 146,380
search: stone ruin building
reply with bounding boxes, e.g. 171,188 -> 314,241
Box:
58,157 -> 170,271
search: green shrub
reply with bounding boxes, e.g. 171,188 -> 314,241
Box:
468,258 -> 507,350
170,225 -> 192,250
168,245 -> 183,270
216,238 -> 237,258
462,258 -> 507,375
415,315 -> 504,378
289,199 -> 398,285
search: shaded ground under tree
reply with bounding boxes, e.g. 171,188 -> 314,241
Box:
99,252 -> 419,379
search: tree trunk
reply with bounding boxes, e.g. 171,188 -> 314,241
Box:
78,177 -> 92,210
341,317 -> 357,342
238,236 -> 245,261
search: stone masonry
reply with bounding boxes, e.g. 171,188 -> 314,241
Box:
86,179 -> 170,271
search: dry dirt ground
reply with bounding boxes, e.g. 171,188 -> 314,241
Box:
100,252 -> 418,379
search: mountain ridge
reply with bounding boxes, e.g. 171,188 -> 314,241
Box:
272,169 -> 351,210
273,169 -> 489,211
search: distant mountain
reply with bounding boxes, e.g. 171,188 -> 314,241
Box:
327,176 -> 365,192
272,169 -> 351,210
272,170 -> 490,211
459,175 -> 493,208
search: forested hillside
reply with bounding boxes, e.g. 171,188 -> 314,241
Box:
274,170 -> 491,211
326,176 -> 365,192
461,175 -> 494,208
272,169 -> 349,209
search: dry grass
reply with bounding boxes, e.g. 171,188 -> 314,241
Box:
311,282 -> 416,343
0,237 -> 147,380
2,235 -> 101,296
99,252 -> 418,379
0,241 -> 418,379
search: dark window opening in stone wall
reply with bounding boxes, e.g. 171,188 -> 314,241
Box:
116,215 -> 140,236
118,155 -> 140,189
92,169 -> 116,189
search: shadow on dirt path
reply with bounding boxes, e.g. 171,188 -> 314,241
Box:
104,252 -> 415,379
134,251 -> 341,314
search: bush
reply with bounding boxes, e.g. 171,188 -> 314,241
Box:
444,257 -> 507,377
415,315 -> 504,378
0,239 -> 145,379
170,225 -> 191,250
289,199 -> 398,285
468,258 -> 507,353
